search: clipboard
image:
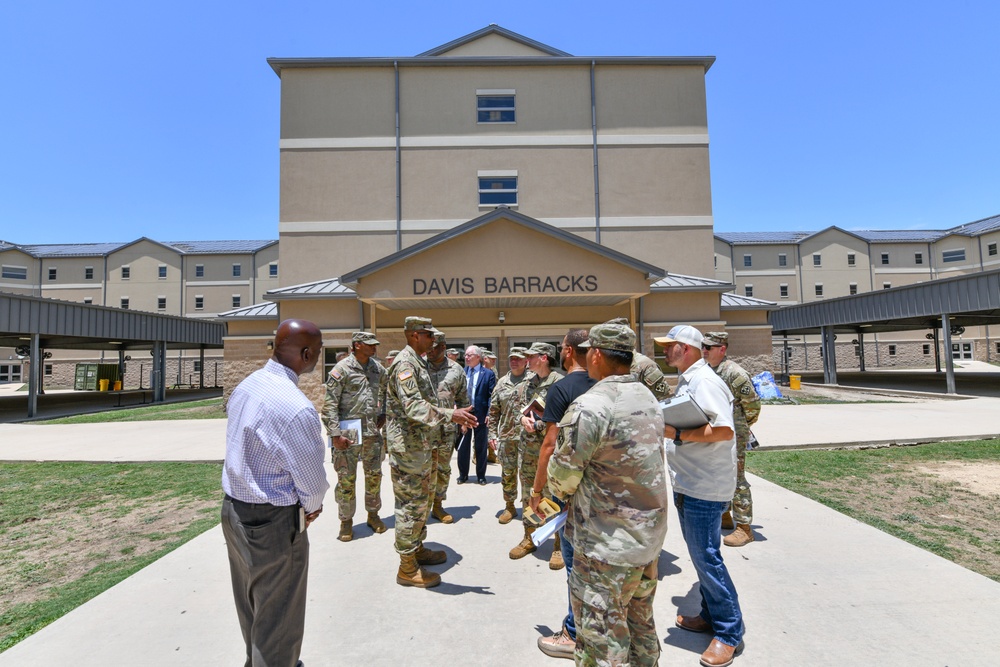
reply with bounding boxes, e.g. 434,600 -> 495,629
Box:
331,418 -> 362,447
659,394 -> 710,430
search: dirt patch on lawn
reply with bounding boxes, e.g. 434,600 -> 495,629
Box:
913,461 -> 1000,498
0,497 -> 218,610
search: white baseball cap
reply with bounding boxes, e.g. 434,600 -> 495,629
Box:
653,325 -> 704,350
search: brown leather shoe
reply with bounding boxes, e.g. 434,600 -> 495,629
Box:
721,510 -> 735,530
676,614 -> 712,633
498,501 -> 517,524
337,520 -> 353,542
366,512 -> 387,534
699,638 -> 744,667
431,500 -> 454,524
724,524 -> 754,547
396,553 -> 441,588
415,545 -> 447,565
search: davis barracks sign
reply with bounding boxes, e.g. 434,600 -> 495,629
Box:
412,274 -> 599,296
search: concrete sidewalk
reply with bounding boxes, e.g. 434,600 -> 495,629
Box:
1,399 -> 999,665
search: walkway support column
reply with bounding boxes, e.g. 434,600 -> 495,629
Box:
27,334 -> 40,419
821,326 -> 838,385
199,346 -> 205,389
940,314 -> 957,395
152,341 -> 167,403
933,329 -> 941,373
857,332 -> 866,372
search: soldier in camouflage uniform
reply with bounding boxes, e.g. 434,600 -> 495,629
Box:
487,346 -> 532,524
548,321 -> 668,667
703,331 -> 761,548
482,351 -> 500,463
509,342 -> 564,560
604,318 -> 673,402
385,317 -> 478,588
425,330 -> 470,524
321,331 -> 388,542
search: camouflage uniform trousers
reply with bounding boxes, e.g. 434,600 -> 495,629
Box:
429,425 -> 457,503
389,443 -> 433,555
569,552 -> 660,667
498,437 -> 520,503
731,429 -> 753,525
332,434 -> 384,522
518,435 -> 542,524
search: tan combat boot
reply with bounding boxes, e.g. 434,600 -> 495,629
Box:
509,525 -> 537,560
721,510 -> 735,531
724,524 -> 754,547
549,532 -> 565,570
338,520 -> 353,542
415,545 -> 447,565
498,501 -> 517,525
366,512 -> 387,534
432,500 -> 454,524
487,448 -> 498,464
396,553 -> 441,588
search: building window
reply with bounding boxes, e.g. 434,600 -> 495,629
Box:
883,282 -> 892,289
157,296 -> 167,310
45,364 -> 53,376
195,296 -> 204,310
48,267 -> 57,280
849,283 -> 858,295
779,284 -> 788,298
923,344 -> 931,355
232,295 -> 241,308
120,297 -> 129,309
815,283 -> 823,297
881,252 -> 889,265
847,253 -> 855,266
744,285 -> 753,297
778,253 -> 787,267
888,344 -> 897,356
83,297 -> 93,304
2,265 -> 28,280
195,264 -> 204,278
85,266 -> 94,280
743,254 -> 752,267
478,175 -> 518,207
232,263 -> 242,277
942,249 -> 966,263
813,254 -> 822,267
269,263 -> 278,278
996,342 -> 1000,354
989,242 -> 997,257
158,265 -> 167,279
915,252 -> 923,265
193,360 -> 203,373
476,92 -> 515,123
121,266 -> 130,279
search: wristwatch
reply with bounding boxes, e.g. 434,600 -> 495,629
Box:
530,488 -> 542,498
672,426 -> 683,446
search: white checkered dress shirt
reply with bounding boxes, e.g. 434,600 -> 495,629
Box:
223,359 -> 329,512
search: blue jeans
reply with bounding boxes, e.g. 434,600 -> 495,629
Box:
674,493 -> 743,647
559,523 -> 577,639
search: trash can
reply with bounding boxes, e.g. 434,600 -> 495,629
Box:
789,374 -> 801,390
113,381 -> 122,391
98,379 -> 110,391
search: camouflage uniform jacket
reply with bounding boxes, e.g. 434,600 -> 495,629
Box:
384,345 -> 454,454
322,353 -> 385,439
427,357 -> 470,437
632,352 -> 673,402
548,374 -> 668,567
713,358 -> 761,437
487,370 -> 534,442
515,369 -> 565,447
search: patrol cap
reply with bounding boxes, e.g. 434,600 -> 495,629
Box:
508,346 -> 528,359
351,331 -> 380,345
654,325 -> 704,350
446,347 -> 461,356
386,349 -> 401,358
703,331 -> 729,348
403,316 -> 437,333
432,331 -> 447,345
525,342 -> 557,358
579,320 -> 636,352
483,351 -> 497,360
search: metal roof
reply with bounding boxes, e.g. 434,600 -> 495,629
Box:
265,278 -> 356,300
166,240 -> 277,254
3,238 -> 279,258
849,230 -> 942,242
16,242 -> 128,257
714,232 -> 811,245
416,25 -> 572,57
942,213 -> 1000,237
650,273 -> 733,292
768,269 -> 1000,335
721,292 -> 779,310
216,301 -> 278,320
0,292 -> 225,351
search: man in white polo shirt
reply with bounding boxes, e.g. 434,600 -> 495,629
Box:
654,324 -> 745,667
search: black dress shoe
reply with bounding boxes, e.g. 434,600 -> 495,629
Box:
457,478 -> 467,485
478,479 -> 487,485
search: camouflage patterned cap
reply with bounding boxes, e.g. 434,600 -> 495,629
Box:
703,331 -> 729,347
525,342 -> 557,358
579,320 -> 636,352
351,331 -> 380,345
446,348 -> 461,356
606,317 -> 630,326
403,316 -> 436,332
432,330 -> 447,345
483,351 -> 497,359
508,346 -> 528,359
386,350 -> 401,358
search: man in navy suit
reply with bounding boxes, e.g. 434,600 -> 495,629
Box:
457,345 -> 497,485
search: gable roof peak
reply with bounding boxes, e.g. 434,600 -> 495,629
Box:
417,25 -> 572,57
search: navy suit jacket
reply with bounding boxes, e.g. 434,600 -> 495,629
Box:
465,365 -> 497,420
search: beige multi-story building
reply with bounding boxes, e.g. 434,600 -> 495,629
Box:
0,238 -> 277,387
714,214 -> 1000,367
219,25 -> 777,402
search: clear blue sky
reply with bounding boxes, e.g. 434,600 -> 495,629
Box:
3,1 -> 997,244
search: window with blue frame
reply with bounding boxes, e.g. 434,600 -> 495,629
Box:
479,176 -> 518,206
477,94 -> 515,123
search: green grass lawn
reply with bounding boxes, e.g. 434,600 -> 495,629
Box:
36,398 -> 226,424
